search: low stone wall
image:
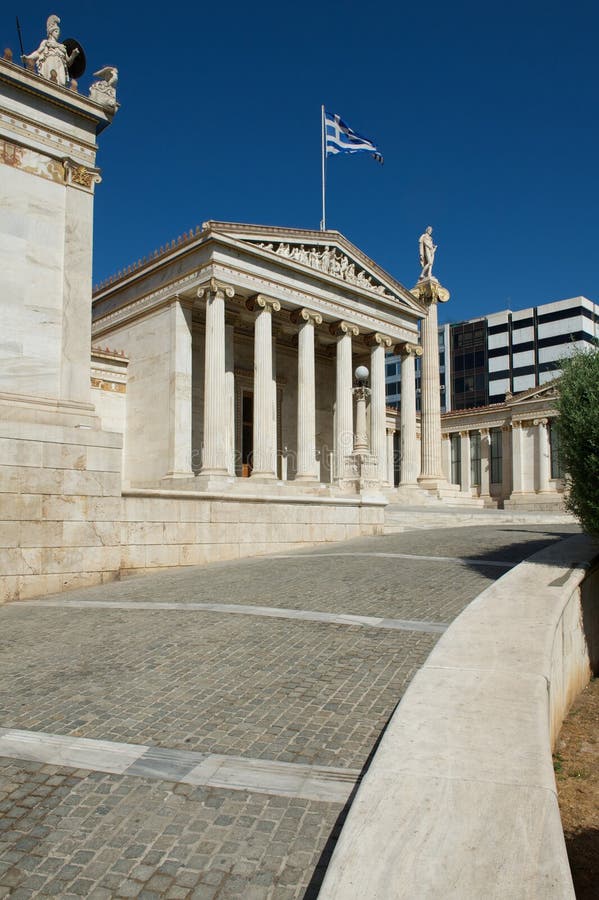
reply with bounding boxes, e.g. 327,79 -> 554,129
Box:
119,489 -> 384,576
319,533 -> 599,900
0,427 -> 385,603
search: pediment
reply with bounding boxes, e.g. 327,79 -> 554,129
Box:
202,221 -> 424,314
508,379 -> 560,405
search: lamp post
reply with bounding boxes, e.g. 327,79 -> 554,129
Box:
353,366 -> 370,452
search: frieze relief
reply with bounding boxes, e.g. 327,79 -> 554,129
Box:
0,137 -> 64,183
253,241 -> 397,301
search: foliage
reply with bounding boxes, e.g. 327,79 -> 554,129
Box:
556,345 -> 599,536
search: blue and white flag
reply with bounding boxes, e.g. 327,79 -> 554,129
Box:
325,111 -> 383,164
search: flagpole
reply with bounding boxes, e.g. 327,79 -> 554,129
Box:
320,104 -> 326,232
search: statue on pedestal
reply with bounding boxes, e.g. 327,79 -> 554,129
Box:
23,14 -> 79,86
418,225 -> 437,281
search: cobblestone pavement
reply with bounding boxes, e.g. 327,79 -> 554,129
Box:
0,524 -> 579,897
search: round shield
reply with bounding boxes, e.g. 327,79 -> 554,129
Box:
64,38 -> 86,80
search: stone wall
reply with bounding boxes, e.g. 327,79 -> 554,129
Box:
319,533 -> 598,900
0,417 -> 123,602
0,423 -> 384,603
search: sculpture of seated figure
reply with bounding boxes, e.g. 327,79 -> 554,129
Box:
23,14 -> 79,86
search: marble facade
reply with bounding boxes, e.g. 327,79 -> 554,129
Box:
438,381 -> 565,509
91,222 -> 426,496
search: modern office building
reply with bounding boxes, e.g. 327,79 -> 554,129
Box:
386,296 -> 598,411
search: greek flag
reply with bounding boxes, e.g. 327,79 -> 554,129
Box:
325,111 -> 383,164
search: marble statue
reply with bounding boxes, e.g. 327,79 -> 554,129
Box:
22,14 -> 79,86
256,240 -> 395,300
418,225 -> 437,280
89,67 -> 119,111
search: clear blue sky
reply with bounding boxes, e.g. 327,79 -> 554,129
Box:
4,1 -> 597,323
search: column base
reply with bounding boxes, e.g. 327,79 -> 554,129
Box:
195,471 -> 235,491
294,473 -> 319,483
249,470 -> 278,482
163,470 -> 195,480
417,475 -> 451,492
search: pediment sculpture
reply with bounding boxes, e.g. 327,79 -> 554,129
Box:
255,241 -> 396,301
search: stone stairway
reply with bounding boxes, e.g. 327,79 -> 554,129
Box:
384,503 -> 576,533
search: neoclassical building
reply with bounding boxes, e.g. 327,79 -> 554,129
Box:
91,222 -> 429,495
438,380 -> 565,509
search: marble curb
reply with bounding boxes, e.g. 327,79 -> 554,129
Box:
318,533 -> 599,899
0,729 -> 360,804
15,598 -> 448,635
123,488 -> 388,507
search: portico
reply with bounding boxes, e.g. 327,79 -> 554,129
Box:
91,222 -> 425,496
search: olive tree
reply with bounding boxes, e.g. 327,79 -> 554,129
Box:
556,345 -> 599,536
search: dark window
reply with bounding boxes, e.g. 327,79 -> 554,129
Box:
537,330 -> 592,349
450,434 -> 461,485
537,305 -> 584,325
470,432 -> 481,485
490,429 -> 502,484
512,316 -> 534,329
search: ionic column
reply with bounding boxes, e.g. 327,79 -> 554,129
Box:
292,308 -> 322,481
511,421 -> 524,494
331,321 -> 359,480
224,316 -> 236,476
397,342 -> 422,485
246,295 -> 280,478
197,279 -> 235,475
366,333 -> 393,482
411,279 -> 450,487
535,418 -> 551,492
164,296 -> 194,478
386,430 -> 395,485
480,428 -> 491,497
460,431 -> 471,494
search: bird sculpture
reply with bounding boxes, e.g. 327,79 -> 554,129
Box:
93,66 -> 118,87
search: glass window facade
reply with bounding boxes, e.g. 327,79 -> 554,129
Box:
451,321 -> 489,410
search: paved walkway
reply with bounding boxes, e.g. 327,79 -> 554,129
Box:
0,522 -> 579,899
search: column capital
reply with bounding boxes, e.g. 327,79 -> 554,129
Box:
411,279 -> 451,305
459,430 -> 470,439
246,294 -> 281,314
329,320 -> 359,338
396,341 -> 423,359
365,332 -> 393,349
533,417 -> 549,427
197,277 -> 235,301
479,427 -> 490,438
291,307 -> 323,327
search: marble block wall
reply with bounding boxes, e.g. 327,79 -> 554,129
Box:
0,433 -> 384,601
0,420 -> 123,602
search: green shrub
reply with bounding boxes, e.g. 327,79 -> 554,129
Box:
556,346 -> 599,536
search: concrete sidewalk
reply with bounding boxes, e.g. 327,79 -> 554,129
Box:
0,523 -> 579,899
